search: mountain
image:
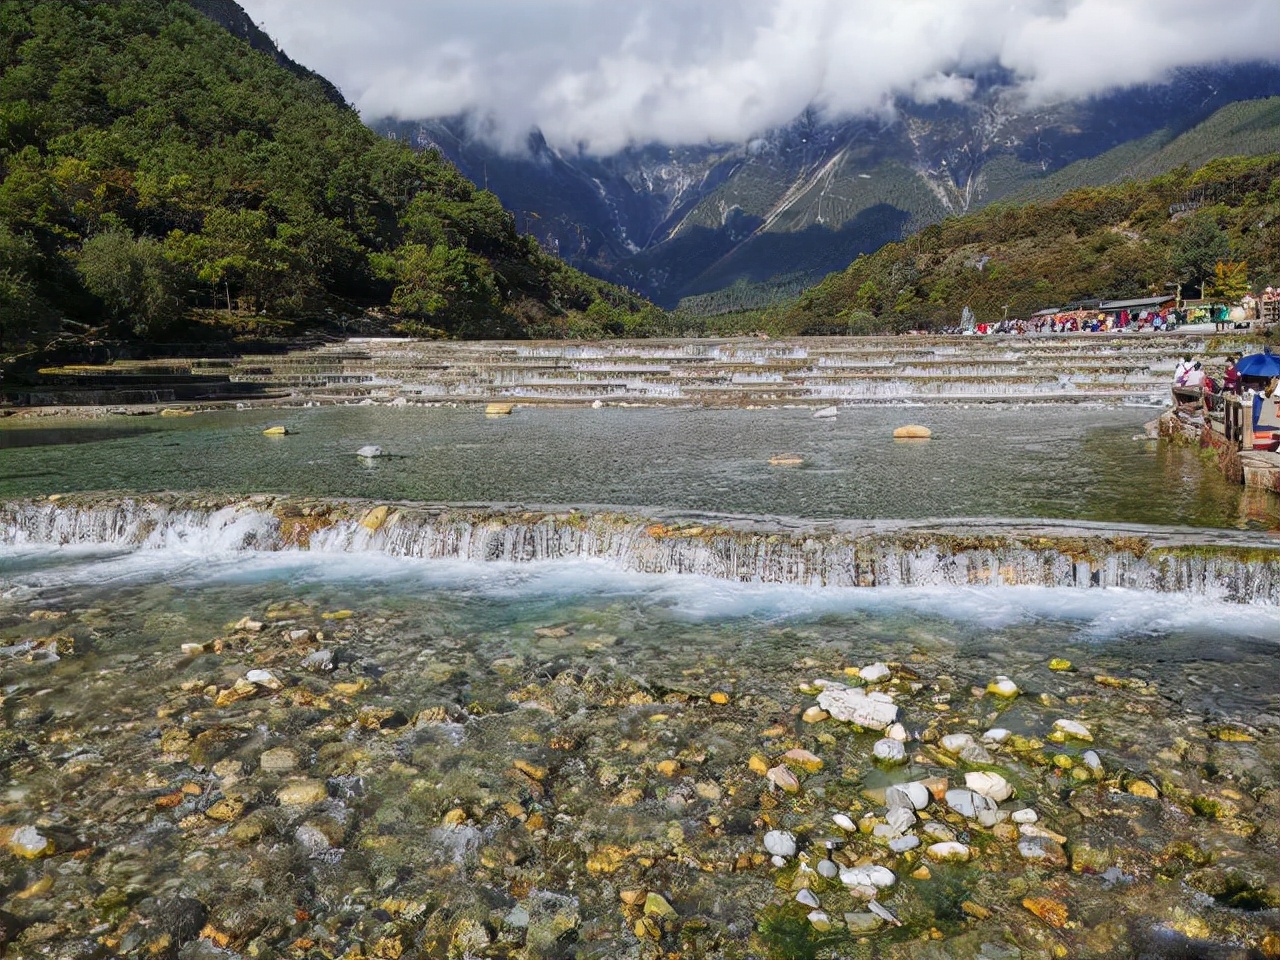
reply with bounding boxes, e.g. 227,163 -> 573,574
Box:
375,65 -> 1280,309
779,153 -> 1280,334
0,0 -> 661,359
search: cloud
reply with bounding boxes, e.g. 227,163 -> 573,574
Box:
238,0 -> 1280,154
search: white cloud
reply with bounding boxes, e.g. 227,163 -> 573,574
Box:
238,0 -> 1280,154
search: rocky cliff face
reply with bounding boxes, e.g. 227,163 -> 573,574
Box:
374,65 -> 1280,308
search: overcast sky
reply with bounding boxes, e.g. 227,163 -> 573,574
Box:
238,0 -> 1280,154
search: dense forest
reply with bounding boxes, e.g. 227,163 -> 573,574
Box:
0,0 -> 667,357
756,153 -> 1280,334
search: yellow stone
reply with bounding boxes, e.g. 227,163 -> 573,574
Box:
634,916 -> 661,940
1049,658 -> 1073,671
709,691 -> 730,705
911,866 -> 932,880
159,408 -> 193,417
612,787 -> 644,807
262,426 -> 288,436
442,807 -> 468,827
321,609 -> 354,620
893,424 -> 932,439
277,780 -> 328,805
206,795 -> 246,822
1212,727 -> 1256,742
360,506 -> 390,532
643,893 -> 677,919
648,713 -> 669,723
656,759 -> 681,777
801,706 -> 830,723
748,754 -> 770,775
961,901 -> 991,920
485,402 -> 514,416
768,454 -> 804,466
620,889 -> 647,906
1022,897 -> 1069,928
332,679 -> 369,697
586,844 -> 629,874
1128,780 -> 1160,799
781,748 -> 823,773
15,875 -> 54,899
513,759 -> 547,782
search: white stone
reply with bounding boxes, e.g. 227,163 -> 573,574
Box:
867,900 -> 900,926
888,835 -> 920,853
1053,718 -> 1093,741
923,822 -> 955,842
1082,750 -> 1103,773
925,841 -> 971,862
884,806 -> 916,834
796,889 -> 820,908
807,910 -> 830,929
817,859 -> 839,879
301,649 -> 334,671
945,788 -> 997,821
982,727 -> 1012,744
840,865 -> 896,889
965,771 -> 1013,803
886,722 -> 908,742
959,743 -> 994,764
1018,838 -> 1063,862
885,781 -> 931,811
816,687 -> 898,730
591,399 -> 603,409
988,675 -> 1019,697
245,669 -> 282,690
831,813 -> 856,831
8,825 -> 51,857
355,445 -> 384,458
260,747 -> 299,773
859,662 -> 891,683
873,738 -> 906,764
1011,807 -> 1039,824
939,733 -> 975,755
763,830 -> 797,858
770,855 -> 788,868
294,824 -> 331,853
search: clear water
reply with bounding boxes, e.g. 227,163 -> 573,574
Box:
2,404 -> 1272,528
3,403 -> 1279,958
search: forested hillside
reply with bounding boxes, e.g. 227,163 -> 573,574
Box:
779,154 -> 1280,333
0,0 -> 661,356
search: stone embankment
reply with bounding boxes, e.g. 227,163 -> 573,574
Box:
1159,409 -> 1280,497
7,332 -> 1256,409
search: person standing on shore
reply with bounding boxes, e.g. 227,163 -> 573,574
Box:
1173,355 -> 1192,384
1224,356 -> 1241,395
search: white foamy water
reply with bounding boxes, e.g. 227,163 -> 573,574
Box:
7,543 -> 1280,644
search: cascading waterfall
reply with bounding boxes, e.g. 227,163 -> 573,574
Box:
5,495 -> 1280,603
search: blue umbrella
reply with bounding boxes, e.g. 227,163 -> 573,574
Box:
1235,350 -> 1280,379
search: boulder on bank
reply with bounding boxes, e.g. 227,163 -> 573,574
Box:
893,425 -> 932,439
